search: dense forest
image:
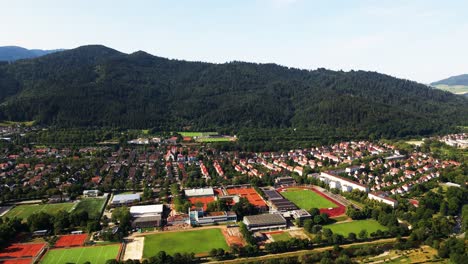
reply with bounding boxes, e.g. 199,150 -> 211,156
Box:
0,45 -> 467,139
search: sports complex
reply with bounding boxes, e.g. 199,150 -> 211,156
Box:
276,186 -> 346,217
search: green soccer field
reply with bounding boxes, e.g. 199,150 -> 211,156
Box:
178,131 -> 217,137
143,228 -> 229,257
280,188 -> 337,210
74,198 -> 108,220
324,219 -> 388,236
41,244 -> 120,264
197,137 -> 233,142
3,202 -> 75,220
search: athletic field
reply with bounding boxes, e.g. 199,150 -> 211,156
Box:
271,232 -> 291,242
280,188 -> 337,210
3,203 -> 75,220
74,198 -> 107,220
178,131 -> 217,137
40,244 -> 121,264
325,219 -> 388,236
143,228 -> 229,257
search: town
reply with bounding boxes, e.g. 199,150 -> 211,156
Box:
0,127 -> 466,264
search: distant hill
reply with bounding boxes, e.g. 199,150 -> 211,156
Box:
0,45 -> 466,139
0,46 -> 64,62
431,74 -> 468,97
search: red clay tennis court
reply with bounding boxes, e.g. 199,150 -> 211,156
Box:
0,243 -> 46,261
54,234 -> 88,248
226,187 -> 267,207
2,258 -> 33,264
188,196 -> 215,211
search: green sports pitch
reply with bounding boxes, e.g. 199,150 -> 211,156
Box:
271,232 -> 291,242
3,202 -> 75,220
178,131 -> 217,137
143,228 -> 229,257
325,219 -> 388,236
40,244 -> 121,264
280,188 -> 337,210
74,198 -> 108,220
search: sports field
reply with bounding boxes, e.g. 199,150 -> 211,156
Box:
143,228 -> 229,257
197,137 -> 234,142
280,188 -> 337,210
271,232 -> 291,242
178,131 -> 217,137
3,203 -> 75,220
325,219 -> 388,236
74,198 -> 107,220
41,244 -> 121,264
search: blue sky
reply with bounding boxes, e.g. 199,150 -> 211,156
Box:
1,0 -> 467,83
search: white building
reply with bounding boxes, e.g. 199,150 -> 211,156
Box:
320,171 -> 368,192
368,192 -> 398,207
130,204 -> 164,217
184,188 -> 214,197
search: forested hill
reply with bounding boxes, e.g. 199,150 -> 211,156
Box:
0,45 -> 467,138
432,74 -> 468,86
0,46 -> 64,62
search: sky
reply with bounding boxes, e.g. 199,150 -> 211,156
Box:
1,0 -> 467,83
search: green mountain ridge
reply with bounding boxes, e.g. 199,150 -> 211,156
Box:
0,46 -> 64,62
0,45 -> 467,138
431,74 -> 468,86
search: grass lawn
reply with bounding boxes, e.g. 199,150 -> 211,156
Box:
41,244 -> 120,264
143,228 -> 228,257
3,203 -> 75,220
178,131 -> 217,137
271,232 -> 291,242
325,219 -> 387,236
74,198 -> 107,220
280,188 -> 337,210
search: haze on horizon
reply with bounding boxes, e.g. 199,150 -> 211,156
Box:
1,0 -> 467,84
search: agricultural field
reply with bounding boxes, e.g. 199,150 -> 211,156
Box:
433,84 -> 468,95
143,228 -> 229,257
325,219 -> 387,236
3,202 -> 75,220
178,131 -> 217,137
74,198 -> 107,220
271,232 -> 291,242
280,188 -> 337,210
40,244 -> 121,264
